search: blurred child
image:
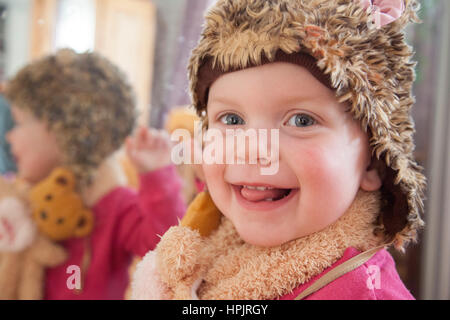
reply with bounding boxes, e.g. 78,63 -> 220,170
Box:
123,106 -> 205,300
4,49 -> 185,299
132,0 -> 426,300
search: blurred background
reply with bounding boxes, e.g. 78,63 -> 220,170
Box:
0,0 -> 448,300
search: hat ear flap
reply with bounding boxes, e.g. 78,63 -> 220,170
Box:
180,191 -> 222,237
378,167 -> 411,240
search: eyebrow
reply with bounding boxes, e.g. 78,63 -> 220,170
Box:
207,97 -> 242,109
208,94 -> 319,110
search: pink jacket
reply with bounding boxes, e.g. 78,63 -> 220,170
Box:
44,165 -> 186,300
279,247 -> 414,300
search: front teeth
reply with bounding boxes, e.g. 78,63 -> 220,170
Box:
243,185 -> 274,191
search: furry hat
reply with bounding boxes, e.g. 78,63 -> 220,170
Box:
188,0 -> 426,249
4,49 -> 137,187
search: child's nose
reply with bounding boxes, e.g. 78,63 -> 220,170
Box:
235,131 -> 278,166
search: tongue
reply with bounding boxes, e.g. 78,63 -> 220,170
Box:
240,187 -> 289,202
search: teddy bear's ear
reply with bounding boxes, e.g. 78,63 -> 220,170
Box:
73,209 -> 94,238
50,168 -> 76,190
180,191 -> 221,237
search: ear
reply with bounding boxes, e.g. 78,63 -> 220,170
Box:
73,209 -> 94,238
360,160 -> 382,192
51,168 -> 76,190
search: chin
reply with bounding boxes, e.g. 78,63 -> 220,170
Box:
242,235 -> 285,247
234,217 -> 313,247
233,224 -> 285,247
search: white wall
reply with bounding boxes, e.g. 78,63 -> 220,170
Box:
0,0 -> 32,79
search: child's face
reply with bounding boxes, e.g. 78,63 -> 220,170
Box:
6,107 -> 63,184
204,62 -> 382,247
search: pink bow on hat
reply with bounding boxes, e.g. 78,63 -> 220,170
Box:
360,0 -> 405,28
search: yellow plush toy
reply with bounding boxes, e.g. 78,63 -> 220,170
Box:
180,191 -> 222,237
29,168 -> 94,242
0,177 -> 67,299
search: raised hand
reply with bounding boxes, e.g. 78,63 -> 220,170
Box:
125,127 -> 173,173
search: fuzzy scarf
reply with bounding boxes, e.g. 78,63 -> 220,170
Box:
134,189 -> 385,300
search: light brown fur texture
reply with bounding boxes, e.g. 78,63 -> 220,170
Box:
153,190 -> 384,300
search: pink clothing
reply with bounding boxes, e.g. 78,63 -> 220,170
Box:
44,165 -> 186,300
280,247 -> 414,300
195,178 -> 205,193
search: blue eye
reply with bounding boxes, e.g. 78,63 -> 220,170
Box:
219,113 -> 245,125
286,114 -> 316,127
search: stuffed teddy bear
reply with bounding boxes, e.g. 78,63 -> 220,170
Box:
0,176 -> 67,299
29,167 -> 94,242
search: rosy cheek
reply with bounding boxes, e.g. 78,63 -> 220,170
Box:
202,163 -> 224,188
202,163 -> 230,212
11,131 -> 30,154
288,142 -> 342,190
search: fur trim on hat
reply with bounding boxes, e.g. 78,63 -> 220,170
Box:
187,0 -> 426,249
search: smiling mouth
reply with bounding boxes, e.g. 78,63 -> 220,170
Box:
233,184 -> 295,202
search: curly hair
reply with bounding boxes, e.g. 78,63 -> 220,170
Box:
4,48 -> 137,187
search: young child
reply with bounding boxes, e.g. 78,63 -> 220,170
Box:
4,49 -> 186,299
131,0 -> 426,300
